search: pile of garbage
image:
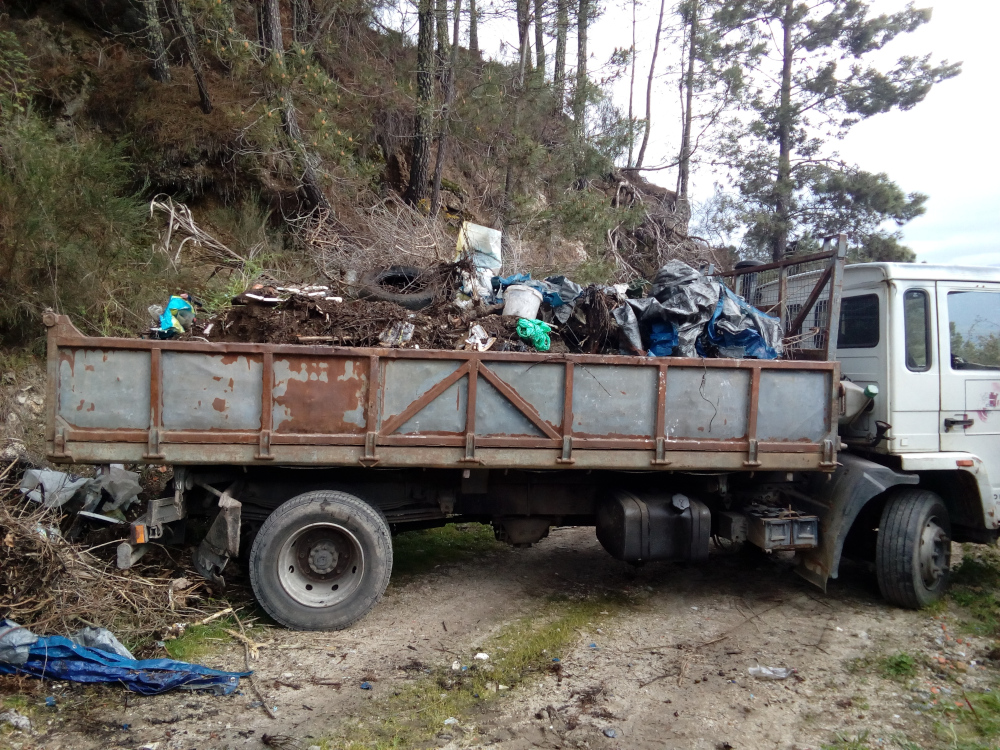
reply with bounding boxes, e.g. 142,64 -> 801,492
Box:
145,223 -> 782,359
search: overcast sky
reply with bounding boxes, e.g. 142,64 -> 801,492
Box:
475,0 -> 998,266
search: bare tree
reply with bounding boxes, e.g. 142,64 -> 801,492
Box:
436,0 -> 449,70
516,0 -> 532,75
430,0 -> 463,217
534,0 -> 546,75
142,0 -> 170,83
573,0 -> 589,132
626,0 -> 637,166
469,0 -> 479,55
633,0 -> 665,168
553,0 -> 567,108
163,0 -> 212,113
676,0 -> 697,201
406,0 -> 435,205
260,0 -> 330,210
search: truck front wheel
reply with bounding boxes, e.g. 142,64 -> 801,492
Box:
249,491 -> 393,630
876,489 -> 951,609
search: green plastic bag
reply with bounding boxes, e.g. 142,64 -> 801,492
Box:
516,318 -> 553,352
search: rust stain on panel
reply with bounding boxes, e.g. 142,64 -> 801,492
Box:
85,365 -> 95,372
213,398 -> 227,412
273,356 -> 369,435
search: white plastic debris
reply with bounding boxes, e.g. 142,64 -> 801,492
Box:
474,653 -> 490,661
443,717 -> 459,725
464,324 -> 496,352
379,321 -> 415,347
451,660 -> 462,671
748,665 -> 795,680
0,709 -> 31,731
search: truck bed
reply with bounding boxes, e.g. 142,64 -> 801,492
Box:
44,314 -> 840,471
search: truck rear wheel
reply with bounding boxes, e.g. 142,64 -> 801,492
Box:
876,489 -> 951,609
249,491 -> 392,630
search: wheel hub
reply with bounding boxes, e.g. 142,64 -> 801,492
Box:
918,518 -> 949,588
307,541 -> 339,575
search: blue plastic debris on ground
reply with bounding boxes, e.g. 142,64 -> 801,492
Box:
0,620 -> 249,696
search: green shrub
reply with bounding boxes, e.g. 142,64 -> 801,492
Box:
0,109 -> 174,346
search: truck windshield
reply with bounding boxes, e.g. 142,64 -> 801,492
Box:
837,294 -> 879,349
948,291 -> 1000,370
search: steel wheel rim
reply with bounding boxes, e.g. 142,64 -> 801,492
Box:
918,516 -> 949,589
277,522 -> 365,608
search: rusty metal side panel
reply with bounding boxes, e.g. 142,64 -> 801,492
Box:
481,362 -> 564,429
756,370 -> 831,442
57,349 -> 151,430
571,364 -> 657,438
272,355 -> 368,434
161,352 -> 263,431
665,367 -> 750,440
381,359 -> 467,435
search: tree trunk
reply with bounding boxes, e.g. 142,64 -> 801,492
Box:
553,0 -> 567,109
774,0 -> 794,261
626,0 -> 636,166
142,0 -> 170,83
436,0 -> 449,71
431,0 -> 463,217
634,0 -> 666,168
292,0 -> 311,44
676,0 -> 697,200
407,0 -> 435,206
516,0 -> 532,75
469,0 -> 479,55
573,0 -> 588,133
164,0 -> 212,113
260,0 -> 330,211
534,0 -> 546,75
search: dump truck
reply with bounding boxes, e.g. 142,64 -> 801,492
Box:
43,240 -> 1000,629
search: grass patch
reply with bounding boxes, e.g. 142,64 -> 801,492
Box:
949,545 -> 1000,636
391,523 -> 505,578
323,595 -> 626,749
162,616 -> 260,662
929,689 -> 1000,749
879,652 -> 918,679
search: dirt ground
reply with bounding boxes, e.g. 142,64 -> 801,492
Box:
2,525 -> 995,750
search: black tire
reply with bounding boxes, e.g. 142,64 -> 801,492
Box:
734,259 -> 765,270
249,491 -> 392,630
876,489 -> 951,609
359,265 -> 435,311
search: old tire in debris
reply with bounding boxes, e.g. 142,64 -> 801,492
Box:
359,265 -> 435,310
876,489 -> 951,609
249,490 -> 392,630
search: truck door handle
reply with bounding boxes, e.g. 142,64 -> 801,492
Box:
945,417 -> 974,432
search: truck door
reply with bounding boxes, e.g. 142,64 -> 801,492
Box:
937,281 -> 1000,499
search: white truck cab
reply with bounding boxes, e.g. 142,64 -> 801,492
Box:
835,263 -> 1000,539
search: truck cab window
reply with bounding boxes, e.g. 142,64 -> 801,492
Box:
837,294 -> 879,349
948,291 -> 1000,370
903,289 -> 931,371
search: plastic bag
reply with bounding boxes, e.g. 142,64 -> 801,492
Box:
748,665 -> 795,680
159,295 -> 194,334
516,318 -> 553,352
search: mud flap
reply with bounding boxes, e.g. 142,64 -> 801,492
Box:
193,490 -> 242,588
793,453 -> 918,590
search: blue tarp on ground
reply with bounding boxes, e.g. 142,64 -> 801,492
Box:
0,620 -> 250,695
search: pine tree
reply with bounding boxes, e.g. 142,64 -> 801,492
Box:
717,0 -> 959,260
